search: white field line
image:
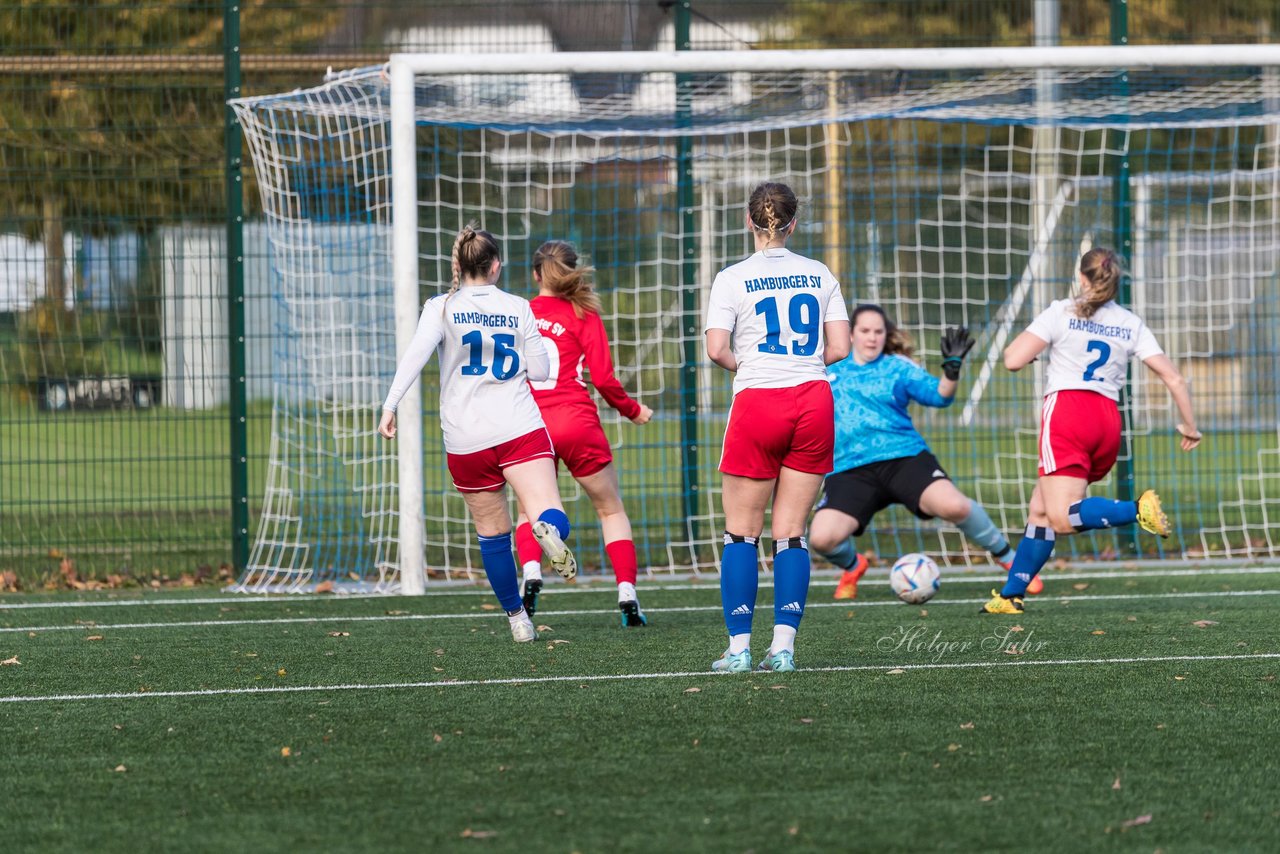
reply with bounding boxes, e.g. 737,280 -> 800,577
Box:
3,565 -> 1279,611
3,589 -> 1279,635
3,651 -> 1278,705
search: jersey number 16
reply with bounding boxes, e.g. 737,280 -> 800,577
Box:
754,294 -> 821,356
461,331 -> 520,380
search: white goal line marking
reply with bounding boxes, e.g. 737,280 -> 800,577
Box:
3,589 -> 1278,635
2,566 -> 1278,611
3,651 -> 1277,705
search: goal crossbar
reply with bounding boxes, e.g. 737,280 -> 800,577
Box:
388,44 -> 1280,77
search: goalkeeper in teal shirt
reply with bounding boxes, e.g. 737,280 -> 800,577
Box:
808,304 -> 1034,599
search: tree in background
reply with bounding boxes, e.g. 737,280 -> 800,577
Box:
0,0 -> 342,322
781,0 -> 1278,49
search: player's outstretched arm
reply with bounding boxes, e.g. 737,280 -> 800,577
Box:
582,311 -> 645,420
380,302 -> 444,431
1142,353 -> 1202,451
1003,331 -> 1048,372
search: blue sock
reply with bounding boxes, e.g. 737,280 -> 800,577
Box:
1001,525 -> 1056,598
957,501 -> 1013,563
720,534 -> 759,637
773,537 -> 811,630
537,507 -> 571,540
478,532 -> 523,613
1068,497 -> 1137,532
818,535 -> 859,570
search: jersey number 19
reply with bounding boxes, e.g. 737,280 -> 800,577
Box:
754,294 -> 820,356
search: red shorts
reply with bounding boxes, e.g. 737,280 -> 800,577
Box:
446,428 -> 555,493
720,380 -> 835,478
1038,390 -> 1121,483
540,403 -> 614,479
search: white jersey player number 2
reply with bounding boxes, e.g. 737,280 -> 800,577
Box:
754,293 -> 821,356
1082,340 -> 1110,381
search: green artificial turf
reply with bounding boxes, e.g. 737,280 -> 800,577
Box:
2,566 -> 1278,852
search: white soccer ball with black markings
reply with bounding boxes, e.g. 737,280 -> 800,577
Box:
889,553 -> 940,604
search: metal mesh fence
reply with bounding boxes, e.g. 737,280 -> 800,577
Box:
2,0 -> 1278,586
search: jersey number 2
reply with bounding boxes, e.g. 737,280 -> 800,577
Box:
1082,340 -> 1111,381
461,331 -> 520,380
754,294 -> 820,356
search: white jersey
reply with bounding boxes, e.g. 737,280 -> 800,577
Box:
704,248 -> 848,394
1025,298 -> 1163,401
382,284 -> 551,455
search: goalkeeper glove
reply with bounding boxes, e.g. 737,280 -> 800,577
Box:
940,326 -> 975,381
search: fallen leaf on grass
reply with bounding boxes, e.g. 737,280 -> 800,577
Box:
683,687 -> 701,694
947,743 -> 961,752
1191,620 -> 1219,628
433,733 -> 443,743
280,747 -> 291,757
1092,630 -> 1106,635
1112,776 -> 1122,790
960,722 -> 975,730
479,603 -> 498,611
886,668 -> 905,675
799,718 -> 814,724
433,648 -> 445,656
979,794 -> 993,802
114,764 -> 127,773
1072,583 -> 1090,591
85,635 -> 103,642
788,826 -> 799,836
548,639 -> 570,645
1120,814 -> 1152,828
460,828 -> 498,839
432,667 -> 444,672
1008,625 -> 1024,633
1003,648 -> 1025,656
277,668 -> 287,676
327,631 -> 350,637
536,625 -> 552,633
314,581 -> 334,594
1,656 -> 19,666
770,685 -> 787,691
1174,675 -> 1186,681
385,610 -> 408,616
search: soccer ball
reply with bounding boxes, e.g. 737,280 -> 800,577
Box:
889,553 -> 940,604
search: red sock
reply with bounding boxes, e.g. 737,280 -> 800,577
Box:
605,539 -> 638,586
515,522 -> 541,566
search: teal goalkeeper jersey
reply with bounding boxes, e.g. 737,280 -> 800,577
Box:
828,352 -> 954,474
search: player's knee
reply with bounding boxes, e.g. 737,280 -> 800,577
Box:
805,528 -> 838,553
1046,510 -> 1075,535
936,496 -> 972,524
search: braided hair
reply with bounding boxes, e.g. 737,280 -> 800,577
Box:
747,182 -> 799,244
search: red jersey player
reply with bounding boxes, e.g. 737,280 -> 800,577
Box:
513,240 -> 654,626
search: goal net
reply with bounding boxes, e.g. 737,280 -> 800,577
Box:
231,46 -> 1280,592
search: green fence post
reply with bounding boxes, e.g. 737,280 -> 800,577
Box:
1111,0 -> 1138,556
225,0 -> 249,573
676,0 -> 701,549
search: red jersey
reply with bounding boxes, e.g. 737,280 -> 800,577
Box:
528,295 -> 642,420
